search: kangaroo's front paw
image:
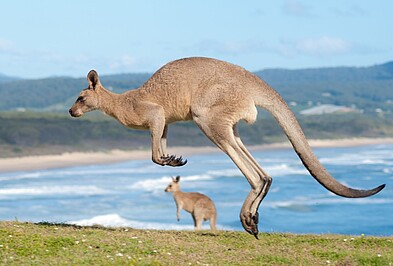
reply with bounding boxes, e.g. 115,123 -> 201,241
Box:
240,211 -> 259,239
160,154 -> 187,167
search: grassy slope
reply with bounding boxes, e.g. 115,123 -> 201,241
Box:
1,222 -> 392,265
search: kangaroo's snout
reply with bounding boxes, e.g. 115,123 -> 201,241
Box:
69,107 -> 83,117
68,108 -> 78,117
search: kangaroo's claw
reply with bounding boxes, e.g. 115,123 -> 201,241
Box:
172,156 -> 187,166
160,154 -> 187,167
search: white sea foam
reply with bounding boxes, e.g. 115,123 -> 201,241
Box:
49,167 -> 159,177
129,176 -> 172,193
320,151 -> 393,166
0,171 -> 52,181
0,185 -> 108,198
209,195 -> 393,213
0,162 -> 168,182
256,157 -> 296,164
267,196 -> 393,209
207,163 -> 308,178
129,174 -> 214,194
183,174 -> 215,181
207,169 -> 241,177
264,163 -> 308,176
68,213 -> 232,230
362,159 -> 387,164
383,168 -> 393,174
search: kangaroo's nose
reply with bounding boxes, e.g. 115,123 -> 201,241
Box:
68,109 -> 73,116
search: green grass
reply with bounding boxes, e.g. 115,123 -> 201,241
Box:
1,222 -> 392,265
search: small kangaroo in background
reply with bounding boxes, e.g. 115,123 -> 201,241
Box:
69,57 -> 385,238
165,176 -> 217,231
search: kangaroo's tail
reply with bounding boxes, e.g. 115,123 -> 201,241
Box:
208,201 -> 217,231
256,85 -> 385,198
210,211 -> 217,231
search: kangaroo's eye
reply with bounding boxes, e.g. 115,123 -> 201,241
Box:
169,185 -> 172,188
77,96 -> 84,103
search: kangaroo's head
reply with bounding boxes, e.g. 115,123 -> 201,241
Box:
69,70 -> 103,117
164,176 -> 181,193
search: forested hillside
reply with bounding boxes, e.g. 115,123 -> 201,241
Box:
257,61 -> 393,113
1,61 -> 392,157
0,61 -> 392,113
0,73 -> 150,110
0,73 -> 19,84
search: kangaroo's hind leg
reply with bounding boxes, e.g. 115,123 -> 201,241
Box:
192,213 -> 203,230
193,116 -> 268,238
233,125 -> 273,221
191,214 -> 198,230
193,201 -> 206,230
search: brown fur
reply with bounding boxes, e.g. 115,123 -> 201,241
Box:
69,57 -> 385,238
164,176 -> 217,231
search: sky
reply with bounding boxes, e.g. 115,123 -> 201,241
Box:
1,0 -> 392,79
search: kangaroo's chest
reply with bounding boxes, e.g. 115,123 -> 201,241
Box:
174,193 -> 200,212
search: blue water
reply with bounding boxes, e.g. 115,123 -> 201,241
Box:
0,144 -> 392,236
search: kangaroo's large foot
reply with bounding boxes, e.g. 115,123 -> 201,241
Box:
240,210 -> 259,239
160,154 -> 187,167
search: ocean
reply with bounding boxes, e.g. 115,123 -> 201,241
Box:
0,143 -> 392,236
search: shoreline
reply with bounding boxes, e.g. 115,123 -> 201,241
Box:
1,137 -> 393,174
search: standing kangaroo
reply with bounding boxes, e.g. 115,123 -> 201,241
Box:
69,57 -> 385,238
165,176 -> 217,231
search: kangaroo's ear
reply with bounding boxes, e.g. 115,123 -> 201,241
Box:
175,176 -> 181,183
87,70 -> 100,90
171,176 -> 176,182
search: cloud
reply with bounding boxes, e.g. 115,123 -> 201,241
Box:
0,39 -> 17,55
0,38 -> 136,77
282,0 -> 312,17
108,54 -> 138,71
331,4 -> 367,17
277,36 -> 352,58
296,36 -> 351,56
0,39 -> 11,49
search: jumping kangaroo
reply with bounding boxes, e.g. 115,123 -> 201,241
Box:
165,176 -> 217,231
69,57 -> 385,238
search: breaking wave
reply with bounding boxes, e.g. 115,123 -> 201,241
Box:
68,213 -> 233,231
0,185 -> 108,199
267,196 -> 393,210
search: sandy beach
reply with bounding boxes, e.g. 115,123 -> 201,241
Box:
1,137 -> 393,173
